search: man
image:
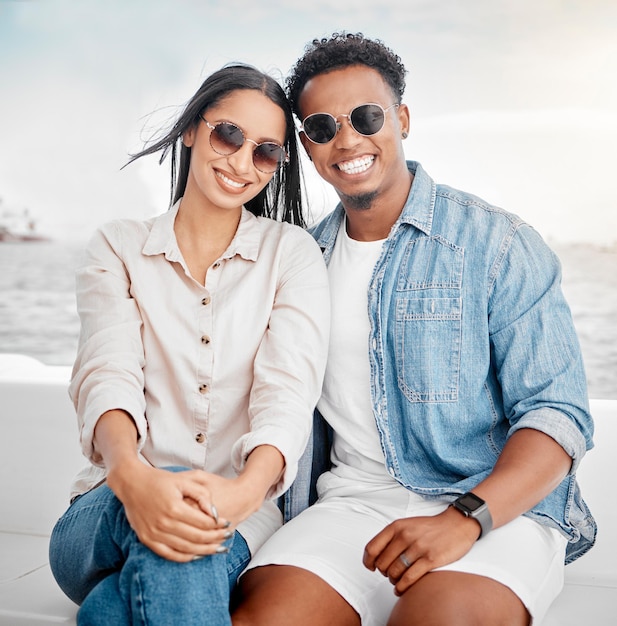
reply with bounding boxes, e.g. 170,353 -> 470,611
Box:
232,32 -> 595,626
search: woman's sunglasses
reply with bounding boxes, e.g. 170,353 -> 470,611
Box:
300,103 -> 399,145
200,116 -> 289,174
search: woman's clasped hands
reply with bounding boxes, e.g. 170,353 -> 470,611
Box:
106,462 -> 233,563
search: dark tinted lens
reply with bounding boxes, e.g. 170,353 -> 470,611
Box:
211,122 -> 244,154
303,114 -> 338,144
350,104 -> 385,135
253,143 -> 286,173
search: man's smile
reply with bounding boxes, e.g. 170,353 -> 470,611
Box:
336,155 -> 375,175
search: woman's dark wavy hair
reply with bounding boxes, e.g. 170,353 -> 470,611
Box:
126,63 -> 305,226
287,32 -> 407,120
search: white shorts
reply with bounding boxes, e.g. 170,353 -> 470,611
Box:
246,470 -> 568,625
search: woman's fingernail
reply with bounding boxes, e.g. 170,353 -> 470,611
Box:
224,530 -> 233,540
216,545 -> 229,554
210,504 -> 219,523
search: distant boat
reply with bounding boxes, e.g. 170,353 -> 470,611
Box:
0,205 -> 50,242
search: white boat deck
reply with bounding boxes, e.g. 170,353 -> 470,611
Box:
0,354 -> 615,625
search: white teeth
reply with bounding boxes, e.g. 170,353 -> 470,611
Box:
337,155 -> 375,174
216,171 -> 246,188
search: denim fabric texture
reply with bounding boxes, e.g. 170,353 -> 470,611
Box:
284,161 -> 595,564
49,467 -> 251,625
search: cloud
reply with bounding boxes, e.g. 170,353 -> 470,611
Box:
410,109 -> 617,244
0,0 -> 615,243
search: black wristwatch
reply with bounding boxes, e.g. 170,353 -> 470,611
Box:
450,492 -> 493,539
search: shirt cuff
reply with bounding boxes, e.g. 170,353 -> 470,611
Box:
509,407 -> 588,473
230,425 -> 310,500
79,390 -> 147,466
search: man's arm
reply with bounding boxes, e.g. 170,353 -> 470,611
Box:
363,427 -> 571,595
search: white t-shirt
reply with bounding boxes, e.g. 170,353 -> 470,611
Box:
317,220 -> 394,482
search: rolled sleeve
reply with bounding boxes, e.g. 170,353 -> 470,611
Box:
231,227 -> 330,499
489,224 -> 594,463
509,407 -> 589,473
69,224 -> 147,466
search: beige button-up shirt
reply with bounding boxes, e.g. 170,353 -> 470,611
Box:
68,203 -> 330,552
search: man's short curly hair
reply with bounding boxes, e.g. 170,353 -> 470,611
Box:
286,32 -> 407,119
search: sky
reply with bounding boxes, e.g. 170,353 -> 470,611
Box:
0,0 -> 616,244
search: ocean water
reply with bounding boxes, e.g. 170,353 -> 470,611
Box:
0,239 -> 615,399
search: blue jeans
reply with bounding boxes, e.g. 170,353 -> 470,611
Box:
49,468 -> 251,626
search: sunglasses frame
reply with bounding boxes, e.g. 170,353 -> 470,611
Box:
300,103 -> 400,145
200,116 -> 289,173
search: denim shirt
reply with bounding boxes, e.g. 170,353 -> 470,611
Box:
282,161 -> 595,564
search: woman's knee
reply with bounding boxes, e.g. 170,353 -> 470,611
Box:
77,573 -> 130,626
49,484 -> 130,604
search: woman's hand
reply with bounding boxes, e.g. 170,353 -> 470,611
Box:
362,506 -> 480,596
94,410 -> 230,562
94,410 -> 285,562
108,462 -> 231,562
193,473 -> 265,528
194,444 -> 286,527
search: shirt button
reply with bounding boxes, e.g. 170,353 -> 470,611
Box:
199,383 -> 209,394
201,296 -> 211,305
201,335 -> 211,344
195,433 -> 206,444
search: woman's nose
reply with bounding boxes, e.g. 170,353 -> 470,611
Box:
227,141 -> 255,174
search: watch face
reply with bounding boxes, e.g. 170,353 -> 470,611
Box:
457,493 -> 484,512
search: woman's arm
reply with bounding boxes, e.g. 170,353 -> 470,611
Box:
196,444 -> 285,528
93,409 -> 231,562
70,224 -> 149,466
231,226 -> 330,503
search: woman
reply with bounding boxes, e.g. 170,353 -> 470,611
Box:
49,64 -> 329,626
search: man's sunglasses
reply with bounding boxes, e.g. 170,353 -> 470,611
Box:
300,103 -> 399,145
200,116 -> 289,174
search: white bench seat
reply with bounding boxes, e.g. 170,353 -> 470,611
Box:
0,355 -> 614,625
0,356 -> 80,624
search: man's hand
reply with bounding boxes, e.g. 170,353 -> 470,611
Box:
362,506 -> 480,596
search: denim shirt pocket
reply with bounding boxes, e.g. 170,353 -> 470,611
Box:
394,236 -> 463,403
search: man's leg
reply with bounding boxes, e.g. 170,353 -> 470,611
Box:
388,571 -> 529,626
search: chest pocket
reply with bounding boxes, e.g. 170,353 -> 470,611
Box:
394,236 -> 463,403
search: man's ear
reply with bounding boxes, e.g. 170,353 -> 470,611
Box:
397,103 -> 411,138
299,132 -> 313,161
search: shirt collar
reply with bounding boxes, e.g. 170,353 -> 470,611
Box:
395,161 -> 435,237
313,160 -> 436,257
142,201 -> 261,263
